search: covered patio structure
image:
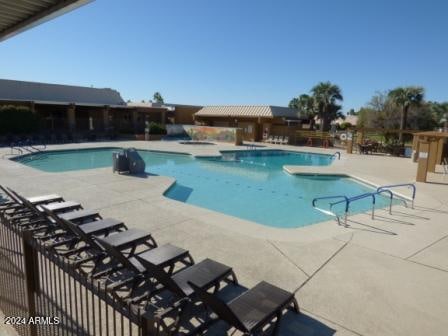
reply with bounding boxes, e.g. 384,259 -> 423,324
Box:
412,131 -> 448,182
194,105 -> 307,142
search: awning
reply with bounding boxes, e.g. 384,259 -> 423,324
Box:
0,0 -> 93,42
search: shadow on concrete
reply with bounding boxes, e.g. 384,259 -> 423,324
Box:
345,218 -> 397,235
413,205 -> 448,214
368,214 -> 415,226
126,172 -> 152,178
378,208 -> 430,220
425,181 -> 448,186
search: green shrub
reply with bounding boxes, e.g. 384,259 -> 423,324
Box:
338,122 -> 353,130
148,122 -> 167,135
0,105 -> 40,135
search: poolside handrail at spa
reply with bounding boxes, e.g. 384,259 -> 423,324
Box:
315,189 -> 395,225
331,192 -> 376,224
312,195 -> 349,225
376,183 -> 416,209
373,189 -> 394,214
312,195 -> 349,211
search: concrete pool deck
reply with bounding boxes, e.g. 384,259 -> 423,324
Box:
1,140 -> 448,335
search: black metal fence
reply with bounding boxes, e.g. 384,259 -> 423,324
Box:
0,216 -> 154,336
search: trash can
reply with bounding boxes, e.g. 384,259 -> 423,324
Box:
112,152 -> 129,173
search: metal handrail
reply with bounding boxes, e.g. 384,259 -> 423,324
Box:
333,151 -> 341,160
377,183 -> 416,208
312,195 -> 349,208
314,189 -> 396,225
374,189 -> 394,214
9,140 -> 45,156
29,143 -> 46,151
331,192 -> 376,223
10,146 -> 23,155
312,195 -> 349,225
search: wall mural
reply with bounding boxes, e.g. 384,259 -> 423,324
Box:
166,125 -> 236,142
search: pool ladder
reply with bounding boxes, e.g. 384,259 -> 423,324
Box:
312,183 -> 416,225
10,141 -> 46,156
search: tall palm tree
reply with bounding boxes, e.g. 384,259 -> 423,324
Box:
311,82 -> 343,131
388,86 -> 424,143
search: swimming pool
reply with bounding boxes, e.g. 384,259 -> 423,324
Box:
13,148 -> 392,228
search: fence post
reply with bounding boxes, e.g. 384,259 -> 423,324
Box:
141,310 -> 160,336
22,230 -> 39,336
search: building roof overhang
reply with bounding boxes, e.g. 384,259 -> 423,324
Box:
0,0 -> 93,42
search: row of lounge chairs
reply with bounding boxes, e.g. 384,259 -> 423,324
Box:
1,132 -> 119,147
263,135 -> 289,145
0,186 -> 299,335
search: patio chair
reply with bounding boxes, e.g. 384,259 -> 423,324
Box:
96,236 -> 193,302
281,136 -> 289,145
188,280 -> 299,336
136,256 -> 237,334
271,136 -> 279,144
0,185 -> 63,215
42,206 -> 156,276
45,206 -> 153,253
4,188 -> 84,235
41,206 -> 124,247
6,187 -> 80,214
264,135 -> 273,143
357,143 -> 370,154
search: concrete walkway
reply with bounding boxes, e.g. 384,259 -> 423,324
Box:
1,141 -> 447,336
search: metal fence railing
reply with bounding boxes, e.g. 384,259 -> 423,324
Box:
0,216 -> 153,336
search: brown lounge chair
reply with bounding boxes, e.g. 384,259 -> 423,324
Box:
96,237 -> 193,303
0,185 -> 63,219
6,188 -> 91,233
41,206 -> 127,252
0,184 -> 63,208
42,206 -> 154,273
136,256 -> 237,334
188,280 -> 299,335
43,205 -> 193,301
2,187 -> 83,233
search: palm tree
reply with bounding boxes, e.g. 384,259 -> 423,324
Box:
429,101 -> 448,128
153,92 -> 164,104
297,94 -> 316,130
311,82 -> 343,131
388,86 -> 424,143
289,94 -> 317,130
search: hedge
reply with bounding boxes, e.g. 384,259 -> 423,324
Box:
148,122 -> 167,135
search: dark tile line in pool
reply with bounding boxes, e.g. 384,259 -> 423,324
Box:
219,149 -> 333,158
12,146 -> 194,162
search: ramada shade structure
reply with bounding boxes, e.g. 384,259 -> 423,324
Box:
0,0 -> 92,42
412,130 -> 448,182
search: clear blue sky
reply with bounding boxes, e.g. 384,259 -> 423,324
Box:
1,0 -> 447,111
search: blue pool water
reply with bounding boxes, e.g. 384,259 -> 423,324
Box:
14,148 -> 392,228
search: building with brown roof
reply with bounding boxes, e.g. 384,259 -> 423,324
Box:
194,105 -> 308,141
0,79 -> 201,135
